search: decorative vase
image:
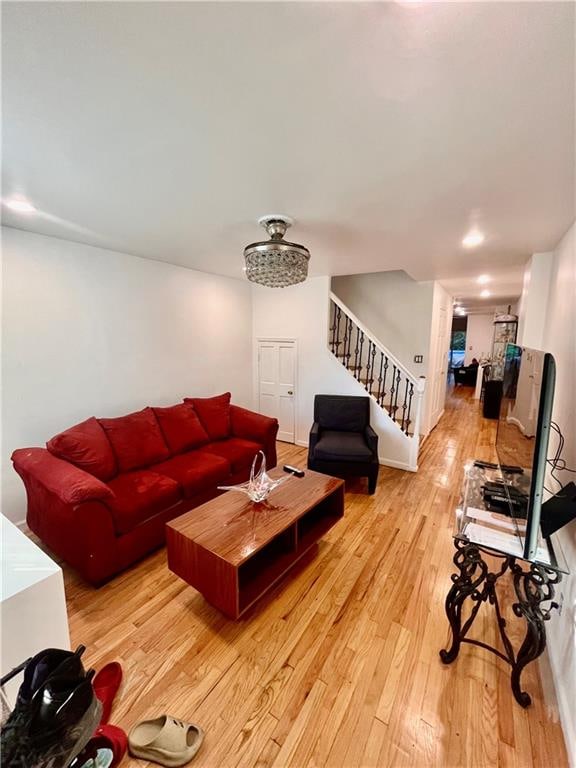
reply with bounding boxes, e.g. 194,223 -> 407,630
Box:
218,450 -> 287,502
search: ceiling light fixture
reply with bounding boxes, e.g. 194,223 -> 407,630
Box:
462,230 -> 485,248
244,215 -> 310,288
4,197 -> 37,214
480,289 -> 491,298
477,274 -> 490,284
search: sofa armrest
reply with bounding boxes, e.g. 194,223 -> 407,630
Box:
230,405 -> 279,467
309,422 -> 321,456
365,426 -> 379,457
11,448 -> 114,506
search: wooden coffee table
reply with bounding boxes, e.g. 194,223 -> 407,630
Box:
166,469 -> 344,619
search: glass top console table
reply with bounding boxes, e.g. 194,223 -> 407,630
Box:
440,463 -> 568,707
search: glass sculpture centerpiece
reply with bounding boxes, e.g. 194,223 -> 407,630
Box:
218,450 -> 287,503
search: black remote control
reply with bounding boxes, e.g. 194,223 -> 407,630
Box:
500,464 -> 524,475
474,460 -> 498,470
283,465 -> 305,478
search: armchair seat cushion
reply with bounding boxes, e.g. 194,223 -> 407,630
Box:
106,470 -> 182,535
151,451 -> 231,498
313,430 -> 374,463
199,437 -> 262,473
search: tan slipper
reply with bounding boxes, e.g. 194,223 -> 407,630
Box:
128,715 -> 204,767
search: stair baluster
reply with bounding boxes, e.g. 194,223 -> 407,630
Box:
363,340 -> 373,394
381,356 -> 389,408
400,379 -> 409,431
393,368 -> 402,418
357,331 -> 365,382
376,351 -> 384,404
335,306 -> 342,354
329,301 -> 338,353
405,381 -> 414,435
369,343 -> 377,395
342,317 -> 350,365
389,364 -> 397,416
345,317 -> 353,368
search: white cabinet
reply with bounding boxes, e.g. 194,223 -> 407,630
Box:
1,516 -> 70,706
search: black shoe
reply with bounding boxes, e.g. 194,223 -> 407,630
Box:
1,647 -> 86,764
4,671 -> 102,768
15,646 -> 86,708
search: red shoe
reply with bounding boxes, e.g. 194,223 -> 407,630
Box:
68,723 -> 127,768
92,662 -> 123,725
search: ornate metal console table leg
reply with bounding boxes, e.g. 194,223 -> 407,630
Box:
439,538 -> 561,707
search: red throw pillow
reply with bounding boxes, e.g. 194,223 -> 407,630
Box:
99,408 -> 170,472
153,403 -> 209,454
184,393 -> 231,441
47,417 -> 117,481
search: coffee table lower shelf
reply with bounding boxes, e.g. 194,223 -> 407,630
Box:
167,482 -> 344,619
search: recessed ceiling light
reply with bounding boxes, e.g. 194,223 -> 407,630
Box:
477,274 -> 490,284
456,307 -> 467,316
480,289 -> 491,298
462,230 -> 485,248
4,197 -> 37,214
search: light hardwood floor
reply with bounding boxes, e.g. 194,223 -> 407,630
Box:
63,386 -> 568,767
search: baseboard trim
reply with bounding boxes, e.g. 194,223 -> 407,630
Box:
545,647 -> 576,768
378,456 -> 417,473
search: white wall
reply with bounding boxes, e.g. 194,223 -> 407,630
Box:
331,271 -> 434,378
252,276 -> 416,471
2,227 -> 253,524
464,313 -> 493,364
424,281 -> 452,433
518,223 -> 576,767
517,252 -> 554,349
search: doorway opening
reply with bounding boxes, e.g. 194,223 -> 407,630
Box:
450,315 -> 467,370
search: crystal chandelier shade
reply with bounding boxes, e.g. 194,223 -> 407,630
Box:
244,216 -> 310,288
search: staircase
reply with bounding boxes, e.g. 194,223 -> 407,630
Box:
328,292 -> 425,469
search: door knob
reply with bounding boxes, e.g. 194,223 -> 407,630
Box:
288,390 -> 293,395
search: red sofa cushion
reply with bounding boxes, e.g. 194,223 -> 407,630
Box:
46,417 -> 117,481
153,404 -> 209,454
184,393 -> 231,441
199,437 -> 262,473
99,408 -> 170,472
106,470 -> 181,535
152,451 -> 231,498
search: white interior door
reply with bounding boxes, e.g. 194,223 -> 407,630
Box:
257,339 -> 296,443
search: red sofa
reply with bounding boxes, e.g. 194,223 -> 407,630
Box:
12,393 -> 278,585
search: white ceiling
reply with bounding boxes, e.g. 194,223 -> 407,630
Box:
440,265 -> 523,315
2,2 -> 574,293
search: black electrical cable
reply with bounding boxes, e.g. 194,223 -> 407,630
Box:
546,422 -> 576,497
552,424 -> 574,473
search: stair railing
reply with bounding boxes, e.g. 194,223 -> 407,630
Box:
328,292 -> 425,465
